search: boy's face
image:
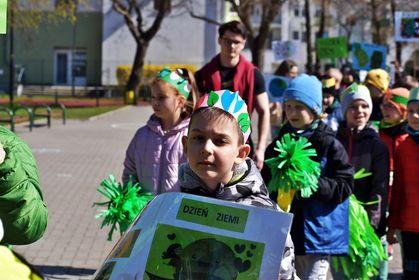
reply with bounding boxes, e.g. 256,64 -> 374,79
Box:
218,31 -> 245,61
182,114 -> 250,192
407,102 -> 419,131
345,99 -> 371,130
380,100 -> 403,125
284,100 -> 316,130
322,93 -> 335,110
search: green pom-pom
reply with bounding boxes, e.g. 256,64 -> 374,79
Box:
332,195 -> 386,279
265,133 -> 320,198
93,175 -> 154,241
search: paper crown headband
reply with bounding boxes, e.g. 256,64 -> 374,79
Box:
156,67 -> 191,99
340,83 -> 369,100
195,90 -> 251,142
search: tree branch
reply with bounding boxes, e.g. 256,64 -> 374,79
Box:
112,0 -> 141,43
143,1 -> 168,41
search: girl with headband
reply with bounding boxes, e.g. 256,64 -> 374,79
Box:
122,67 -> 198,195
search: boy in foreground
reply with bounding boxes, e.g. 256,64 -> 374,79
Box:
180,89 -> 297,279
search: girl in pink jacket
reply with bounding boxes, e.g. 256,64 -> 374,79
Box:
123,68 -> 198,195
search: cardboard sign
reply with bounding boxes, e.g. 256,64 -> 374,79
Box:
316,37 -> 348,59
93,192 -> 293,280
0,0 -> 7,34
272,40 -> 295,61
264,74 -> 290,102
351,42 -> 387,71
395,11 -> 419,42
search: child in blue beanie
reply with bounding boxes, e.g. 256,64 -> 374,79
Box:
262,74 -> 354,280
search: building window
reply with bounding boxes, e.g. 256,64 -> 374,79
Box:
268,28 -> 282,48
273,13 -> 281,24
54,49 -> 87,86
294,8 -> 299,17
293,31 -> 299,40
302,32 -> 307,42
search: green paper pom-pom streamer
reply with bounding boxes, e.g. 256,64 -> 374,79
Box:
93,175 -> 154,241
265,133 -> 320,198
332,195 -> 386,279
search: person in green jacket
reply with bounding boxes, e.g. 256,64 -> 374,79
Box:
0,126 -> 48,245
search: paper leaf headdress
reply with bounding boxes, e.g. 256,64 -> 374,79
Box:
156,67 -> 191,99
195,90 -> 251,143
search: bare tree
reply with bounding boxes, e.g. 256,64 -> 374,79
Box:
110,0 -> 171,99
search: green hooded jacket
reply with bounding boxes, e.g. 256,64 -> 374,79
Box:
0,127 -> 48,245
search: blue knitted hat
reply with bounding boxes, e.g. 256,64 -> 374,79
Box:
283,74 -> 323,115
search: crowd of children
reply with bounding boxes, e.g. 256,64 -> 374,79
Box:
118,58 -> 418,279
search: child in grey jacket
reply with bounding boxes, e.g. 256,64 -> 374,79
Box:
180,89 -> 298,279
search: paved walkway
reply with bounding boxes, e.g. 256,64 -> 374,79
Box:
10,104 -> 403,279
13,105 -> 152,279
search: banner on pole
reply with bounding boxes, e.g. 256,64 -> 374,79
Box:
272,40 -> 295,61
316,36 -> 348,59
352,42 -> 387,71
0,0 -> 7,34
394,11 -> 419,42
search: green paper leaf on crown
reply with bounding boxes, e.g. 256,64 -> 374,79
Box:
265,134 -> 320,197
93,175 -> 154,241
207,90 -> 219,106
237,112 -> 250,133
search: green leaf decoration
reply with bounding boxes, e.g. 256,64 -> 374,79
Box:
237,112 -> 250,133
332,195 -> 387,279
207,90 -> 219,106
354,168 -> 372,180
93,175 -> 154,241
265,133 -> 320,198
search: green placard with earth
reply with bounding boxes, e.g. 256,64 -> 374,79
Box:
144,224 -> 265,280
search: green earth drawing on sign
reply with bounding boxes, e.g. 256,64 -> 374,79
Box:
269,77 -> 288,98
145,224 -> 265,280
401,18 -> 416,37
354,45 -> 369,67
370,51 -> 384,69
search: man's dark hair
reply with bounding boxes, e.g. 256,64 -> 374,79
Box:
218,20 -> 247,39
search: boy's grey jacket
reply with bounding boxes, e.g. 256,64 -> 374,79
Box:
179,158 -> 298,280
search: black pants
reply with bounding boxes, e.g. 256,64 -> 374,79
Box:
401,231 -> 419,280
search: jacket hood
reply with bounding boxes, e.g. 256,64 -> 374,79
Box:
147,115 -> 190,136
